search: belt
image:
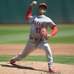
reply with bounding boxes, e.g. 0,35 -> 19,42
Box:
30,37 -> 38,41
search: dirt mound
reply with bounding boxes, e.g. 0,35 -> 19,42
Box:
0,62 -> 74,74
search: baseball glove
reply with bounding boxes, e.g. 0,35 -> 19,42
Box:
40,27 -> 49,40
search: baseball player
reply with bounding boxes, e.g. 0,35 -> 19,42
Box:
10,1 -> 58,73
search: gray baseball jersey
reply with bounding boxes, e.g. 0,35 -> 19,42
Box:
29,15 -> 56,39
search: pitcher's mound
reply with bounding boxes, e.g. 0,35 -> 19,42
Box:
0,62 -> 74,74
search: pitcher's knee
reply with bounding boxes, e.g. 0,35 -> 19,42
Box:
44,43 -> 50,50
43,43 -> 52,55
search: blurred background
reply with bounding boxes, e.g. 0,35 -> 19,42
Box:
0,0 -> 74,64
0,0 -> 74,24
0,0 -> 74,44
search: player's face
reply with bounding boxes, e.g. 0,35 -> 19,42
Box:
38,6 -> 46,15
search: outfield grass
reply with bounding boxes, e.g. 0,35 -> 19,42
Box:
0,55 -> 74,65
0,25 -> 74,65
0,24 -> 74,44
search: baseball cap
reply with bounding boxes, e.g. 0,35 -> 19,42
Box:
39,3 -> 47,9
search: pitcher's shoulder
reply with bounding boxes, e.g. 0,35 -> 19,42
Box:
44,15 -> 53,22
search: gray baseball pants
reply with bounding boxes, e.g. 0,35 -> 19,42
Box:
12,39 -> 53,68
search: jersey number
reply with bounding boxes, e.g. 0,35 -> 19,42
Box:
36,28 -> 41,33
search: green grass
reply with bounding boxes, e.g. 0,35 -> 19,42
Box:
0,55 -> 74,65
0,25 -> 74,65
0,24 -> 74,44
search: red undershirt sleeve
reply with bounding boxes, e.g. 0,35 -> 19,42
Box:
50,26 -> 58,37
26,6 -> 32,20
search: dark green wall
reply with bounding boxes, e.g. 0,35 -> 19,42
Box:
0,0 -> 74,23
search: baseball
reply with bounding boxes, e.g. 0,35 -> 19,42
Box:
32,1 -> 37,5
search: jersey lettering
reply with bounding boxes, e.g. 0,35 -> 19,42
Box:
33,20 -> 41,26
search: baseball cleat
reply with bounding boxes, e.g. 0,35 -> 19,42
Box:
10,59 -> 16,64
49,67 -> 56,73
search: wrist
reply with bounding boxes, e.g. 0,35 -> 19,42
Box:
30,4 -> 33,7
48,34 -> 52,38
46,34 -> 51,40
30,5 -> 33,7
